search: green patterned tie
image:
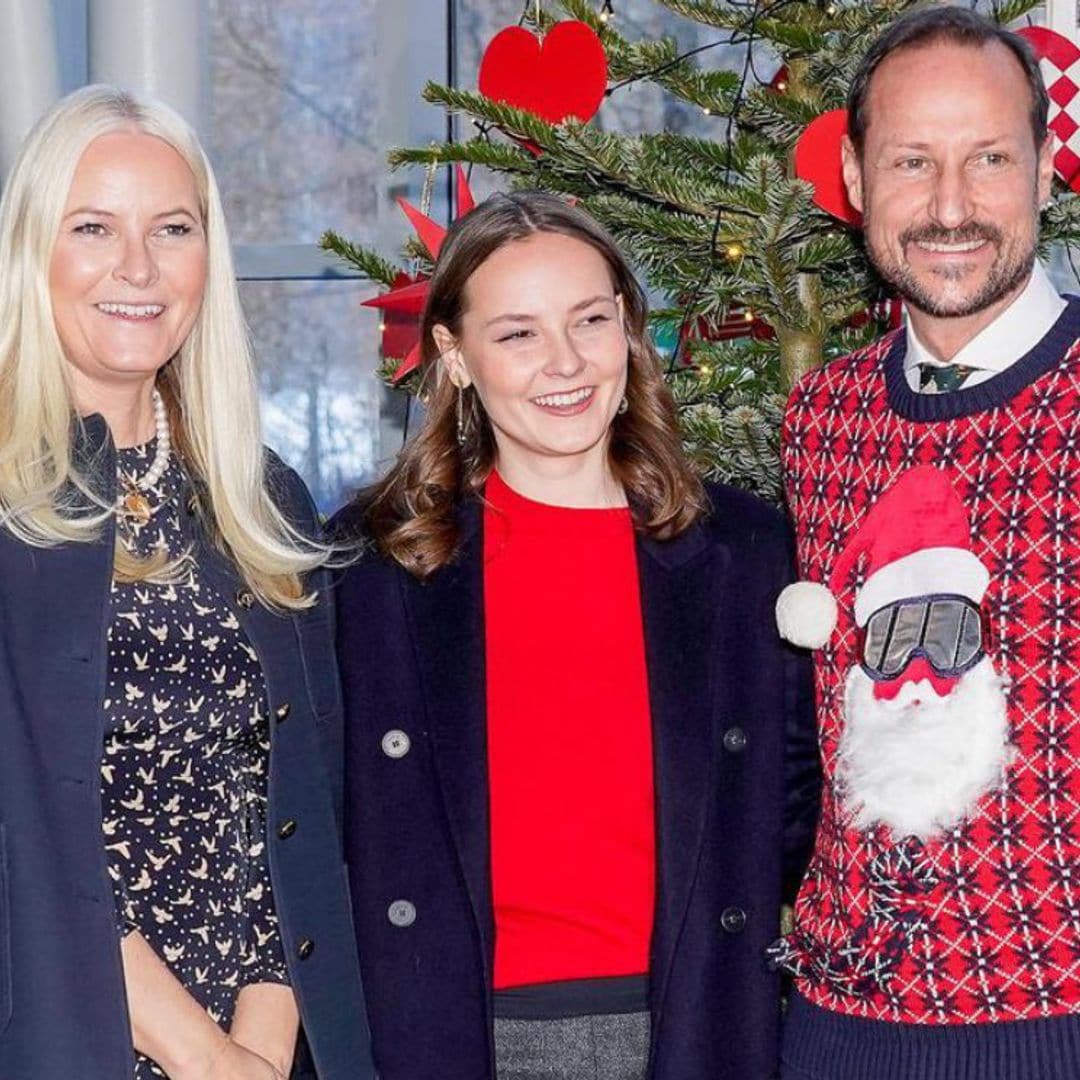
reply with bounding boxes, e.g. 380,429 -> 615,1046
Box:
916,362 -> 978,394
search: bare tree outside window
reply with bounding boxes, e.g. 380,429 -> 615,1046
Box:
204,0 -> 445,510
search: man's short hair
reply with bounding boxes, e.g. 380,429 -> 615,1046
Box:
847,6 -> 1049,154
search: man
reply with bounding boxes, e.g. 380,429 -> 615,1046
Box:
771,7 -> 1080,1079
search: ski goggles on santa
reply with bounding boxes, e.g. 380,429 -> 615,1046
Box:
858,595 -> 988,681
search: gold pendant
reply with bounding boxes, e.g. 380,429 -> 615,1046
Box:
122,491 -> 152,523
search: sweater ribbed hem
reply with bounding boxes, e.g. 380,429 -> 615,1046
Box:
884,295 -> 1080,422
782,992 -> 1080,1080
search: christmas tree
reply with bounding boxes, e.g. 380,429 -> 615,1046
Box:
324,0 -> 1080,500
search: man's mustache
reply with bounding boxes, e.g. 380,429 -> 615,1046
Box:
899,222 -> 1003,247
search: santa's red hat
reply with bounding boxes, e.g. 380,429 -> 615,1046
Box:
777,465 -> 990,648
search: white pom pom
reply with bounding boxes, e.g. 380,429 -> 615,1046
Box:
776,581 -> 838,649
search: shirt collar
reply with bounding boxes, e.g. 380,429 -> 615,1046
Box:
903,261 -> 1066,374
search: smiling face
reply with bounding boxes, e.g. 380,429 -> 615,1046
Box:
49,130 -> 208,404
842,39 -> 1053,329
433,229 -> 629,493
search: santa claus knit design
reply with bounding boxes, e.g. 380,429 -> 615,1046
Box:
778,298 -> 1080,1026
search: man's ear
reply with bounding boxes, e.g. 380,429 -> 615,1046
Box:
841,133 -> 865,215
1037,132 -> 1056,209
432,323 -> 472,388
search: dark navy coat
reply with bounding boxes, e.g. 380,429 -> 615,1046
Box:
0,415 -> 374,1079
334,483 -> 819,1080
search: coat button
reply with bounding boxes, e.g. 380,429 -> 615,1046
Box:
275,702 -> 291,723
723,726 -> 748,754
235,589 -> 255,609
381,729 -> 411,759
388,899 -> 417,928
297,937 -> 315,960
278,819 -> 297,839
721,906 -> 747,934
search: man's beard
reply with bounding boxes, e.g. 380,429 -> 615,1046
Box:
865,216 -> 1037,319
837,658 -> 1012,840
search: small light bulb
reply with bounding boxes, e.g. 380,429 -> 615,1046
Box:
825,2 -> 837,14
599,10 -> 610,21
703,106 -> 712,116
379,320 -> 387,332
699,364 -> 712,377
726,243 -> 744,260
744,310 -> 754,322
776,80 -> 787,92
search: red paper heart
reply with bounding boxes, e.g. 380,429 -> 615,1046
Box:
478,20 -> 607,125
1017,26 -> 1080,191
794,109 -> 861,225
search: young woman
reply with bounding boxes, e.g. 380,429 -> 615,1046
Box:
0,86 -> 372,1078
334,191 -> 819,1080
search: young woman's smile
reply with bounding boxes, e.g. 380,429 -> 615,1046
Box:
434,230 -> 628,498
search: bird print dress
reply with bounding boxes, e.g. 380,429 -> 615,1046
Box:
100,443 -> 289,1078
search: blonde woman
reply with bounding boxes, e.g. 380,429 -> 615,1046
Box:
0,86 -> 372,1079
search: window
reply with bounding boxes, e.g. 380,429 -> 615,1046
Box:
205,0 -> 449,511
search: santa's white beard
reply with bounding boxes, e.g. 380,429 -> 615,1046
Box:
837,658 -> 1012,841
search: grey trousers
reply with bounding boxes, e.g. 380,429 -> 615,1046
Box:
494,1011 -> 651,1080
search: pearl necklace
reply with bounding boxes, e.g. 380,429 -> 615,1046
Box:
116,388 -> 171,523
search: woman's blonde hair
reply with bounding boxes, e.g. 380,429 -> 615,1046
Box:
0,84 -> 324,609
362,190 -> 707,578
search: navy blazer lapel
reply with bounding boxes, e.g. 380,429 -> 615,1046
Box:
401,500 -> 494,965
638,522 -> 726,1015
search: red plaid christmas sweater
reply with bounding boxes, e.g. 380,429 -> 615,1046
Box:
776,298 -> 1080,1027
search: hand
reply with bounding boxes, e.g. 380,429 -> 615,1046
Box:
213,1039 -> 287,1080
177,1035 -> 286,1080
231,1043 -> 287,1079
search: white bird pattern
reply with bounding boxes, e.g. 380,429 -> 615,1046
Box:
100,448 -> 287,1078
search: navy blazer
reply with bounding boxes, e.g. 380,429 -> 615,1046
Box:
334,482 -> 819,1080
0,415 -> 374,1079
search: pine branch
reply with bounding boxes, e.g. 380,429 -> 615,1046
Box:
420,84 -> 563,149
989,0 -> 1043,26
319,231 -> 400,286
655,0 -> 781,34
792,231 -> 859,272
388,140 -> 538,174
738,88 -> 828,148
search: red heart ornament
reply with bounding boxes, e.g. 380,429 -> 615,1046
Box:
1017,26 -> 1080,191
478,20 -> 608,125
794,109 -> 861,225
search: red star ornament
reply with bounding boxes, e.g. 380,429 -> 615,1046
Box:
362,166 -> 477,382
1017,26 -> 1080,191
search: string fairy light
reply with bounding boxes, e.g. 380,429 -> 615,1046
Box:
599,0 -> 615,23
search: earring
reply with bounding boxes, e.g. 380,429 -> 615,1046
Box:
456,384 -> 468,447
617,396 -> 629,415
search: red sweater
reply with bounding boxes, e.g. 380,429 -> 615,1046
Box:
776,301 -> 1080,1026
483,471 -> 655,990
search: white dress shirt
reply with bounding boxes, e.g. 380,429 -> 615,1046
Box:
903,262 -> 1067,392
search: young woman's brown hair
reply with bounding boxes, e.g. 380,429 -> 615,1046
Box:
362,190 -> 706,578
